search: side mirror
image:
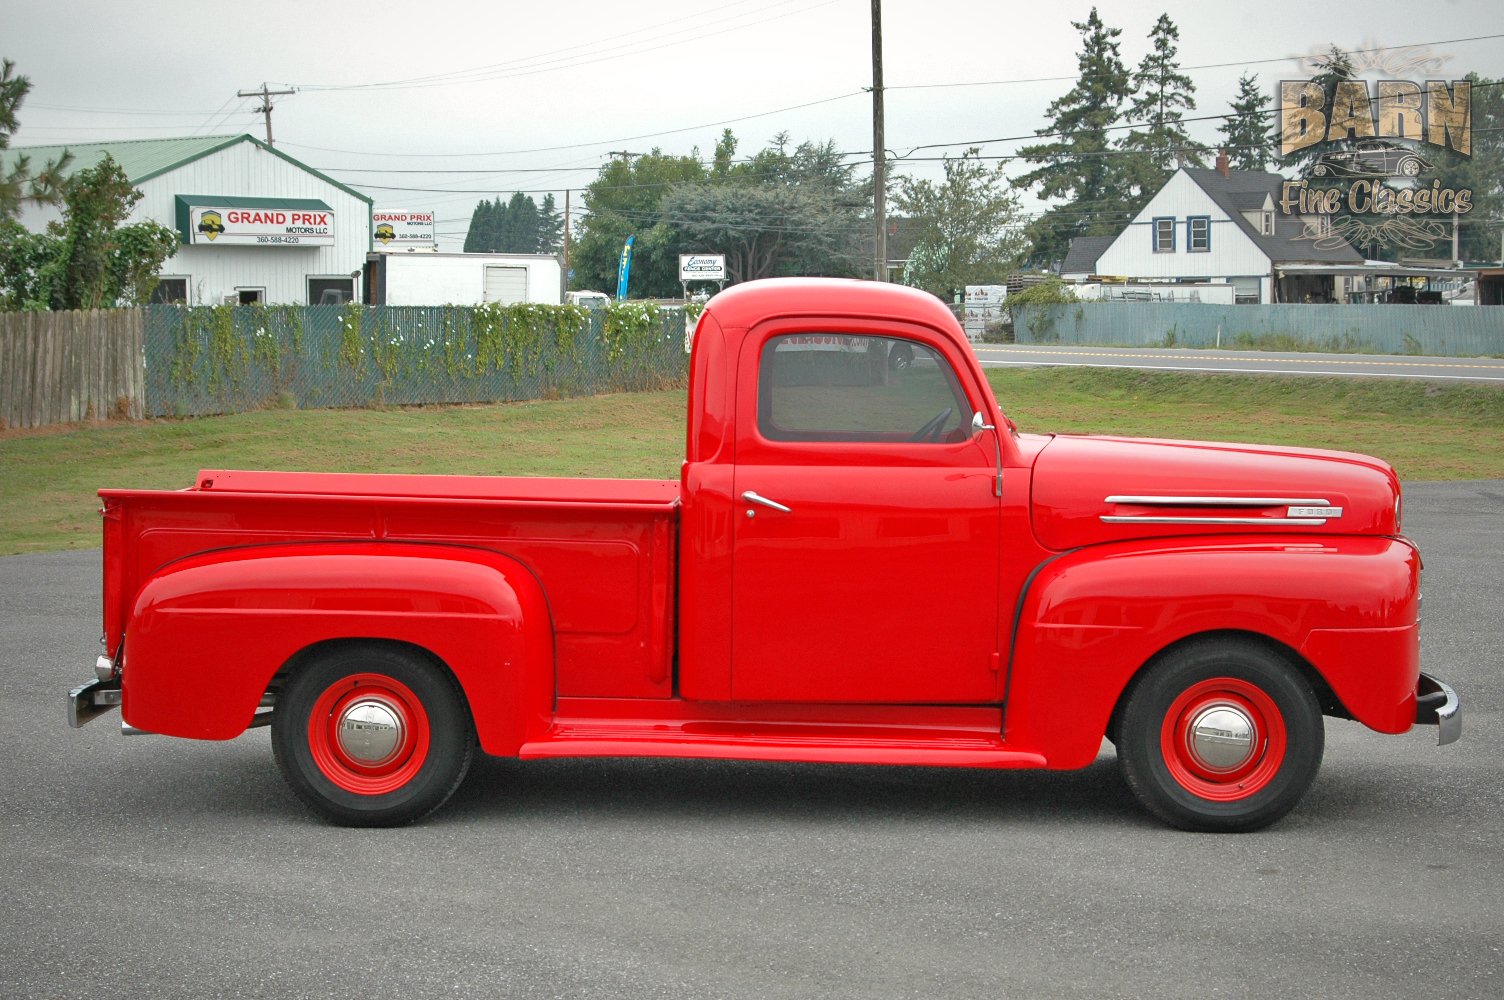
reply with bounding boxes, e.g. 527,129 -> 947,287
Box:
971,411 -> 995,435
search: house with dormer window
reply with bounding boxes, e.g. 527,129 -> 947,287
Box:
1062,153 -> 1363,303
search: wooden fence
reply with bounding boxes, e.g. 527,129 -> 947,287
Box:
0,310 -> 145,430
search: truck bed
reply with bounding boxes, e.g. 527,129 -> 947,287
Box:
102,470 -> 680,699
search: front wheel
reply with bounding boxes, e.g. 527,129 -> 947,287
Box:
1116,639 -> 1323,832
272,644 -> 475,826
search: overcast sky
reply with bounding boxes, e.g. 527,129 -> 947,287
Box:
8,0 -> 1503,249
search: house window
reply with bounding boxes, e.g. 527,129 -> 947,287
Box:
148,277 -> 188,304
234,288 -> 265,305
1152,217 -> 1176,253
1261,211 -> 1275,236
1187,217 -> 1211,253
308,277 -> 355,305
1232,277 -> 1261,304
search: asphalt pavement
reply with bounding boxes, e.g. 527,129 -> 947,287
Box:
1,481 -> 1500,999
973,343 -> 1504,383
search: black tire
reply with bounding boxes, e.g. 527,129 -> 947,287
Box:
888,342 -> 914,370
1116,639 -> 1323,833
272,643 -> 475,827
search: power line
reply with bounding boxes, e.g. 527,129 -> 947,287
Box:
885,32 -> 1504,93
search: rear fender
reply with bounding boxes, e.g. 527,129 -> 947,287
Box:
122,542 -> 554,755
1005,536 -> 1421,768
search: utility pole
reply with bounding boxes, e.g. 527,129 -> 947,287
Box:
564,188 -> 572,277
237,83 -> 296,145
870,0 -> 887,282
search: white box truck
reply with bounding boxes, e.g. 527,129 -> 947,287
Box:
364,251 -> 563,306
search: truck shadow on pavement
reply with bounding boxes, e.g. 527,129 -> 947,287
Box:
443,754 -> 1146,828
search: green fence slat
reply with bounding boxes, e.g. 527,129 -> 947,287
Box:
1014,302 -> 1504,357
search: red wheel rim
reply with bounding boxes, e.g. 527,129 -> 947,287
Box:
1160,677 -> 1286,802
307,673 -> 431,795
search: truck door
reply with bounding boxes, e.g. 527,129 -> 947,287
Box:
730,324 -> 1001,704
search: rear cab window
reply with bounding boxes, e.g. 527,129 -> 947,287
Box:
757,334 -> 970,444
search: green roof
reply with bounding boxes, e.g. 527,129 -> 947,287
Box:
1,133 -> 371,206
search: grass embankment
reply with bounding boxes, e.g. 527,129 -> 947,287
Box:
3,368 -> 1502,556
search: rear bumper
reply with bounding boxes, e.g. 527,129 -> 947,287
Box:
1416,672 -> 1461,746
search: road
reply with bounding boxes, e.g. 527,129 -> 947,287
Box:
2,481 -> 1500,1000
973,343 -> 1504,383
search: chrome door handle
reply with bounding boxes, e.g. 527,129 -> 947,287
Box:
741,491 -> 791,513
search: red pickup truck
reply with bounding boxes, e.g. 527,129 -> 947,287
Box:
69,278 -> 1459,831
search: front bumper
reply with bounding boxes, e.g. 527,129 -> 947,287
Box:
1415,672 -> 1461,746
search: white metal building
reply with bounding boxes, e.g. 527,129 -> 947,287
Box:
7,134 -> 372,306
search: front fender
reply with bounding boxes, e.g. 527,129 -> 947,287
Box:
123,541 -> 554,755
1004,535 -> 1421,768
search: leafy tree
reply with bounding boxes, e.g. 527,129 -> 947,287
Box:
1119,13 -> 1202,193
570,150 -> 706,296
1218,73 -> 1277,172
0,155 -> 178,310
1013,8 -> 1136,266
892,149 -> 1027,299
1,58 -> 71,222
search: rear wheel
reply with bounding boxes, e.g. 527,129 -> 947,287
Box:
1116,639 -> 1323,832
272,644 -> 474,827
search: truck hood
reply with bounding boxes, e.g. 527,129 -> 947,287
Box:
1029,434 -> 1402,551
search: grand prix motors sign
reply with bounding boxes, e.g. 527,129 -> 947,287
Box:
189,206 -> 335,246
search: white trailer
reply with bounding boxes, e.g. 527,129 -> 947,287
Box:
365,251 -> 563,306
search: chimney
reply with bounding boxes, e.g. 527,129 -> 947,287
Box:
1216,148 -> 1230,178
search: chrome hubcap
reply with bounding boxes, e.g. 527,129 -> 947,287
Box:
336,699 -> 404,765
1187,704 -> 1256,771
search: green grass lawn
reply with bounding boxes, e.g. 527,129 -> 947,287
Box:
3,368 -> 1502,556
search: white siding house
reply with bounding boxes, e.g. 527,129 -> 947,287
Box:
8,135 -> 372,305
1077,164 -> 1363,304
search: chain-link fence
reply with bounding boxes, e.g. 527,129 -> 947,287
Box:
143,303 -> 694,418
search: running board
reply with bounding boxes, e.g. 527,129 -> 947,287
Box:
519,717 -> 1046,768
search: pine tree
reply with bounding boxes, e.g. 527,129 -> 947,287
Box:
1013,8 -> 1135,265
1218,73 -> 1276,172
1282,46 -> 1356,174
1,58 -> 71,222
538,193 -> 563,254
1119,13 -> 1201,194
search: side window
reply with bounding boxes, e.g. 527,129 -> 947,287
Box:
758,333 -> 969,443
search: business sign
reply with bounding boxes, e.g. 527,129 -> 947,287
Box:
189,206 -> 335,246
679,254 -> 726,282
1278,46 -> 1473,254
372,209 -> 435,246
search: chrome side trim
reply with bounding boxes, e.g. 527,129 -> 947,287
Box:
1101,515 -> 1328,526
1105,495 -> 1331,506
